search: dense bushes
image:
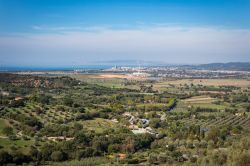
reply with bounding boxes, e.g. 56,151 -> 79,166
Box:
51,151 -> 67,162
195,107 -> 218,112
0,151 -> 12,164
0,150 -> 32,165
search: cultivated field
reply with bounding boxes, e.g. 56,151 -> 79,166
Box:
72,73 -> 146,80
183,95 -> 218,104
155,78 -> 250,88
79,118 -> 119,134
70,74 -> 142,89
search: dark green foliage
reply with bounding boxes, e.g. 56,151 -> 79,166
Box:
0,151 -> 12,164
9,99 -> 25,107
2,126 -> 13,136
51,151 -> 67,162
149,118 -> 161,128
12,152 -> 32,165
63,96 -> 74,107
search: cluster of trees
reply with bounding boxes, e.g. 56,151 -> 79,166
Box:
2,111 -> 42,136
0,74 -> 81,89
232,93 -> 249,103
194,107 -> 218,113
0,131 -> 155,165
30,94 -> 53,105
0,150 -> 33,165
194,85 -> 238,92
139,84 -> 154,93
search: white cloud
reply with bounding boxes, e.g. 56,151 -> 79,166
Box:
1,25 -> 250,65
32,25 -> 84,31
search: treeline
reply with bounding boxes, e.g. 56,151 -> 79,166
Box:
0,73 -> 81,89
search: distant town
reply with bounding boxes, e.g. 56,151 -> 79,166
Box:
12,63 -> 250,80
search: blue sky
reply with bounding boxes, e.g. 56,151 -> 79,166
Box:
0,0 -> 250,66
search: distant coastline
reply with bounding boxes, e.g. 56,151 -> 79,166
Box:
0,65 -> 114,72
1,62 -> 250,72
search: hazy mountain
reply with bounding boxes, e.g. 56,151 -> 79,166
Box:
185,62 -> 250,71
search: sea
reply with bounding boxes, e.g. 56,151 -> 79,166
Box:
0,65 -> 114,72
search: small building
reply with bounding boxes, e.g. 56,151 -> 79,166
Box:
111,119 -> 118,123
129,125 -> 138,130
46,136 -> 74,142
15,96 -> 24,101
145,127 -> 156,134
0,91 -> 9,96
131,128 -> 147,134
235,112 -> 245,116
116,153 -> 126,160
140,119 -> 150,127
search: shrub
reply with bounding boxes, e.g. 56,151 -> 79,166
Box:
51,151 -> 65,162
0,151 -> 12,164
2,126 -> 13,136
